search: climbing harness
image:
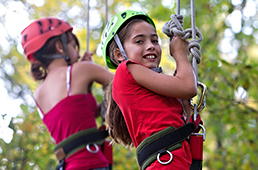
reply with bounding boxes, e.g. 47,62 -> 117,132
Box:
136,112 -> 203,170
54,128 -> 109,170
136,116 -> 202,170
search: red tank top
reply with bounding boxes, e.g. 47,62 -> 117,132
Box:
36,65 -> 108,170
112,60 -> 192,169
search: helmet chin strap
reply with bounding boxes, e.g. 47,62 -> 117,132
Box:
114,34 -> 163,73
60,33 -> 71,65
40,33 -> 71,65
114,34 -> 128,61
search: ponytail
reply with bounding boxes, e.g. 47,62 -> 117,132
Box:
30,61 -> 48,81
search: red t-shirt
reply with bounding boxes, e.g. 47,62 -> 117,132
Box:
113,60 -> 192,169
36,66 -> 109,170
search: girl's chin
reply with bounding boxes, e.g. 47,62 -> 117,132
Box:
148,65 -> 159,69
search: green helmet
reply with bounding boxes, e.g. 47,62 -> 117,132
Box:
101,10 -> 155,69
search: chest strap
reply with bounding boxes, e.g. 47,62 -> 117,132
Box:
53,128 -> 109,161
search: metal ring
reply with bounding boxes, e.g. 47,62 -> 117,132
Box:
191,124 -> 206,141
86,143 -> 99,154
157,150 -> 173,165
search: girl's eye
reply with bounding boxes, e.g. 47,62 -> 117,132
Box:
152,39 -> 159,43
136,40 -> 143,43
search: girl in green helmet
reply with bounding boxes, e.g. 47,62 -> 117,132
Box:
102,10 -> 197,169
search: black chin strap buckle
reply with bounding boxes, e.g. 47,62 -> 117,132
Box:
64,55 -> 71,65
151,67 -> 163,73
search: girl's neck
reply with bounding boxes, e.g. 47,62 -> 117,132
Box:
47,58 -> 68,71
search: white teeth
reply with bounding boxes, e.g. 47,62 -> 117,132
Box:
145,55 -> 155,59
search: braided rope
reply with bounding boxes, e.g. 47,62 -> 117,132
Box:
162,14 -> 203,65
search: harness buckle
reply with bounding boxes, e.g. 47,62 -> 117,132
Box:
190,81 -> 207,112
157,150 -> 173,165
191,124 -> 206,141
86,143 -> 99,153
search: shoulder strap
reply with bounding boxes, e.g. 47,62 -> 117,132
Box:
66,65 -> 72,96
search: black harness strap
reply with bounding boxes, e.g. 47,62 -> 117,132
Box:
190,160 -> 202,170
54,129 -> 109,161
137,123 -> 196,168
63,130 -> 109,155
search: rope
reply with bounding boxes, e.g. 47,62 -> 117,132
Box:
162,0 -> 203,81
104,0 -> 109,70
105,0 -> 108,25
190,0 -> 199,82
86,0 -> 90,52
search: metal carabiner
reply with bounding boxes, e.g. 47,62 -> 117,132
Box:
193,103 -> 198,121
190,81 -> 207,112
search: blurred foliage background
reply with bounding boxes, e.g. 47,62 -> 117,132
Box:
0,0 -> 258,169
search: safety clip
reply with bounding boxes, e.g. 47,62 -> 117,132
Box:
190,81 -> 207,112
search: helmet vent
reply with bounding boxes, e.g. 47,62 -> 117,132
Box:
37,21 -> 42,26
23,35 -> 27,42
48,19 -> 52,30
37,21 -> 44,34
121,12 -> 127,19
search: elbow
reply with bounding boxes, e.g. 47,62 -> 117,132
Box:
183,85 -> 197,99
189,88 -> 197,98
190,82 -> 198,96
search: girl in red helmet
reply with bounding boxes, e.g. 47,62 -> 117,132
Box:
21,17 -> 113,170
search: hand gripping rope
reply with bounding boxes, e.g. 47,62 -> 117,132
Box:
162,0 -> 207,169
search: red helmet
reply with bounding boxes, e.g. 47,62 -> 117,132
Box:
21,17 -> 73,62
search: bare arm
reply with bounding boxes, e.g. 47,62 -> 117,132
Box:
71,61 -> 113,96
82,62 -> 113,88
79,52 -> 113,88
128,36 -> 197,99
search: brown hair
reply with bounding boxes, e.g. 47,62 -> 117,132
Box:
105,18 -> 155,147
30,32 -> 79,81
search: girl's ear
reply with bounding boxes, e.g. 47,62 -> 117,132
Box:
55,41 -> 64,54
113,48 -> 125,63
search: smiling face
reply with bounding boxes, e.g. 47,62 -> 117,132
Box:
121,21 -> 161,69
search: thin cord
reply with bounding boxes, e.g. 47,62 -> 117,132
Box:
190,0 -> 198,82
86,0 -> 90,52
